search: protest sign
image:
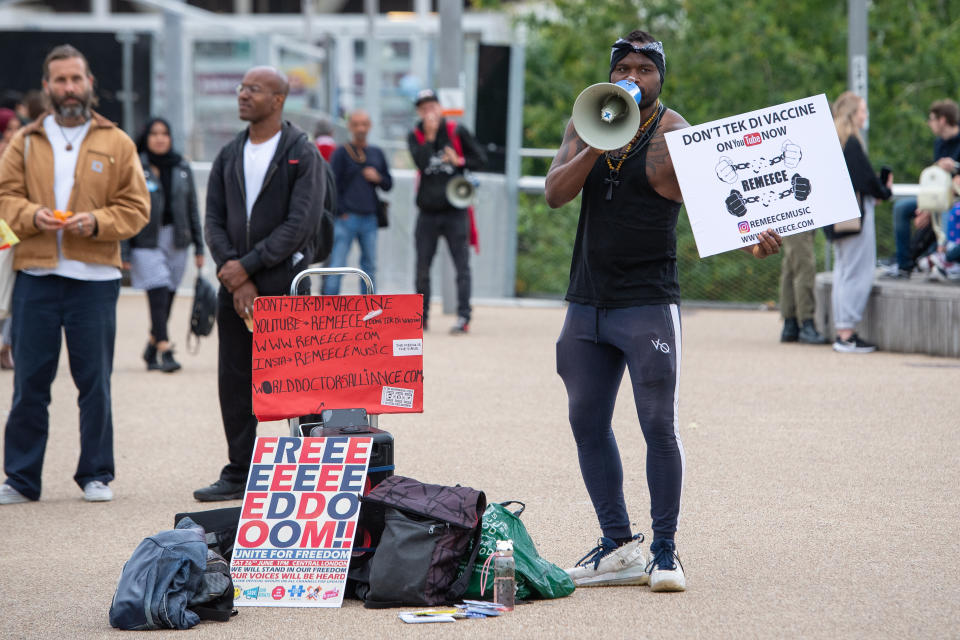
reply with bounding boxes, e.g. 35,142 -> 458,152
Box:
231,435 -> 372,607
251,294 -> 424,421
664,94 -> 860,257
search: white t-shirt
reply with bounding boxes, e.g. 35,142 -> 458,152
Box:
25,115 -> 121,281
243,130 -> 282,220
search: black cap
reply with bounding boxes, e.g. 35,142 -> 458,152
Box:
414,89 -> 439,107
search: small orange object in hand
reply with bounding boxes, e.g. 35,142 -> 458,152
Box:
53,210 -> 74,221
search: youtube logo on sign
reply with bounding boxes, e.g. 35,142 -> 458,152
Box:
744,132 -> 762,146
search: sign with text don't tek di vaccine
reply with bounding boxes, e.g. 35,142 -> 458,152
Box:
665,93 -> 860,257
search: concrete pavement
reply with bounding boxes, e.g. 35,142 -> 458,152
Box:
0,295 -> 957,639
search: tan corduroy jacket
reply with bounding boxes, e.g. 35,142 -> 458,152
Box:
0,111 -> 149,271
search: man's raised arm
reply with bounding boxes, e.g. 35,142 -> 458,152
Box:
544,119 -> 603,208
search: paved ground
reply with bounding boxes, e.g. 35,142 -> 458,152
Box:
0,295 -> 958,639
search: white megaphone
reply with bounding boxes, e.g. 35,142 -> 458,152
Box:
446,175 -> 477,209
571,79 -> 643,151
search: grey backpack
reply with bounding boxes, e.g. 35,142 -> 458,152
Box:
360,475 -> 486,608
109,518 -> 234,630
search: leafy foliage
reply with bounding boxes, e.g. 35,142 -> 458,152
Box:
512,0 -> 959,300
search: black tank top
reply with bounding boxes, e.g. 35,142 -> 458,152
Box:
565,142 -> 682,307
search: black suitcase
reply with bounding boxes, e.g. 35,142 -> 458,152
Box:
174,506 -> 242,562
306,423 -> 395,565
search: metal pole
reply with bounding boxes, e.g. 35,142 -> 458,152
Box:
115,32 -> 138,136
503,25 -> 526,298
437,0 -> 462,89
848,0 -> 868,139
302,0 -> 313,45
437,0 -> 463,316
364,0 -> 382,144
163,6 -> 187,155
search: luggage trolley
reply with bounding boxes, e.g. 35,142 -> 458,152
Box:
283,266 -> 396,567
286,266 -> 379,438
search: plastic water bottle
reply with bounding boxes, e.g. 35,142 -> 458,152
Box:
493,539 -> 516,611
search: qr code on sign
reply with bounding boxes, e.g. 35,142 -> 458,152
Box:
381,386 -> 415,409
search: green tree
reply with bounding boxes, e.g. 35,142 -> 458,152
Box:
513,0 -> 959,300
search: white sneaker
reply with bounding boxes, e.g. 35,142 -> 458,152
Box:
83,480 -> 113,502
0,483 -> 30,504
565,534 -> 649,587
647,539 -> 686,592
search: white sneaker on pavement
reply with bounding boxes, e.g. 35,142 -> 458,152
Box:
0,483 -> 30,504
83,480 -> 113,502
565,534 -> 649,587
647,539 -> 687,592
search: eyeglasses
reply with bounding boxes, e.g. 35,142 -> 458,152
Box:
235,84 -> 274,96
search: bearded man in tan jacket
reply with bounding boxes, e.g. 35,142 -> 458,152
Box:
0,44 -> 149,505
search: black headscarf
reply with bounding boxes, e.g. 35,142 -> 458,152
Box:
609,39 -> 666,87
137,117 -> 182,225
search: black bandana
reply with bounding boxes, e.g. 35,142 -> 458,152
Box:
609,39 -> 665,86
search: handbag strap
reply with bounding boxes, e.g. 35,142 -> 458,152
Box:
443,490 -> 487,602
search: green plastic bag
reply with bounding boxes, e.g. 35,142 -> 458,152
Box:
460,501 -> 575,600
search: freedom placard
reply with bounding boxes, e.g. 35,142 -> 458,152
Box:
664,94 -> 860,257
231,435 -> 371,607
251,294 -> 424,421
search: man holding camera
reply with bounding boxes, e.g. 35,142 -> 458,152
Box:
407,89 -> 486,334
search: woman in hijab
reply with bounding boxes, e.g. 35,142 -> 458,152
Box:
123,118 -> 204,371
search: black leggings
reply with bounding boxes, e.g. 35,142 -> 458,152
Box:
556,302 -> 684,542
147,287 -> 176,343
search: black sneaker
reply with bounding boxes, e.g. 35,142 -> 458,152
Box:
160,349 -> 182,373
193,479 -> 245,502
143,342 -> 162,371
881,265 -> 911,280
832,333 -> 877,353
798,320 -> 827,344
449,317 -> 469,335
780,318 -> 799,342
646,539 -> 686,592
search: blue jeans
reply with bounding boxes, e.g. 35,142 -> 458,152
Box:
4,274 -> 120,500
322,212 -> 378,295
894,197 -> 918,271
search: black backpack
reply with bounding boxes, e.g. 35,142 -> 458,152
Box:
360,476 -> 486,608
315,158 -> 336,263
187,275 -> 217,354
287,137 -> 336,264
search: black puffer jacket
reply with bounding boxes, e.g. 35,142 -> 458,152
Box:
204,121 -> 325,296
122,153 -> 203,262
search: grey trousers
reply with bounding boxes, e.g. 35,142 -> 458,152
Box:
779,231 -> 817,322
831,197 -> 876,331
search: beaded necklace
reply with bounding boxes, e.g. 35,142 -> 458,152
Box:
603,101 -> 663,200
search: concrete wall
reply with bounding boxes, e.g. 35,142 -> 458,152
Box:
185,167 -> 515,305
815,271 -> 960,357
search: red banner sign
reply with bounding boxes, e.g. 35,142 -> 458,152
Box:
251,294 -> 424,420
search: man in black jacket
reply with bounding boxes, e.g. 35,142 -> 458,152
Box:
194,66 -> 326,501
408,89 -> 486,334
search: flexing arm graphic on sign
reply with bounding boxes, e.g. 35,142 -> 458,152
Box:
715,140 -> 804,184
724,173 -> 812,217
716,139 -> 809,216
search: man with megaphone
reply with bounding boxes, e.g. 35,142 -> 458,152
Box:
545,30 -> 782,593
408,89 -> 486,334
